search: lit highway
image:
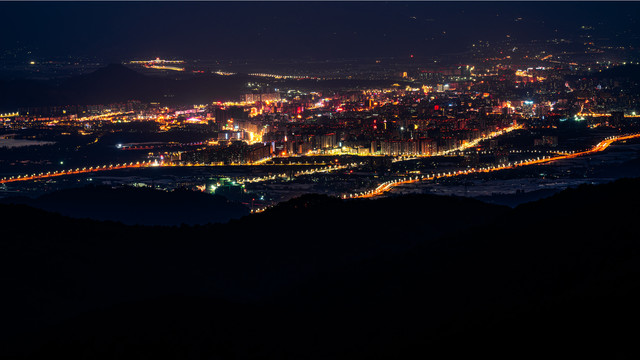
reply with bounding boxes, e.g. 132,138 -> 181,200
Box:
345,132 -> 640,199
0,120 -> 523,186
0,161 -> 159,184
3,132 -> 640,210
0,158 -> 353,185
239,162 -> 361,184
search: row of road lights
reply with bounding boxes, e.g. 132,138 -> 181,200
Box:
3,133 -> 638,207
1,160 -> 154,183
249,163 -> 365,213
255,132 -> 640,207
342,152 -> 584,199
240,163 -> 351,185
343,132 -> 640,200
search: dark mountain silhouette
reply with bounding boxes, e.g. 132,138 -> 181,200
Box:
0,64 -> 416,111
475,187 -> 563,207
0,185 -> 250,226
59,64 -> 157,104
0,64 -> 249,110
2,178 -> 640,359
591,64 -> 640,82
568,64 -> 640,86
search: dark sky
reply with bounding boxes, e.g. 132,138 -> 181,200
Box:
1,1 -> 639,62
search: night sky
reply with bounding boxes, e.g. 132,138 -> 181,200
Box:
1,1 -> 639,61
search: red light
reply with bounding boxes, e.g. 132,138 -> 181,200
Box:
434,105 -> 440,111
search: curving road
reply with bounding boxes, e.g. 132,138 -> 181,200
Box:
346,133 -> 640,199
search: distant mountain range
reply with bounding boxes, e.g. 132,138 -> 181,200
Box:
2,178 -> 640,359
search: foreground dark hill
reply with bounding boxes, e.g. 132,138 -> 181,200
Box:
0,190 -> 507,339
2,178 -> 640,359
269,179 -> 640,358
0,185 -> 250,226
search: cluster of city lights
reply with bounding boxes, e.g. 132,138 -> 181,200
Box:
129,58 -> 185,71
248,72 -> 318,80
0,112 -> 19,118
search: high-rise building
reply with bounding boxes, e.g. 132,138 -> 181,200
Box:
243,92 -> 281,102
318,133 -> 337,149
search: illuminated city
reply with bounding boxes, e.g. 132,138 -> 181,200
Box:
4,55 -> 640,210
2,2 -> 640,359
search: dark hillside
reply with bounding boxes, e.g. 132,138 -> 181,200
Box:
0,64 -> 416,111
2,179 -> 640,359
0,185 -> 250,226
0,190 -> 507,343
267,177 -> 640,358
0,64 -> 249,110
